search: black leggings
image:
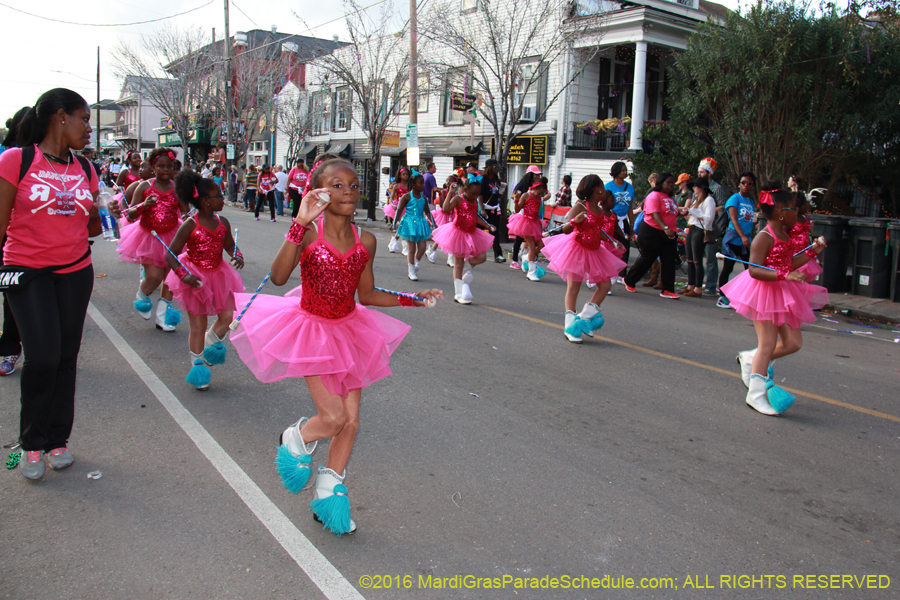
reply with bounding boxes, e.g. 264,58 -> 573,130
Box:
623,225 -> 677,293
289,188 -> 302,219
685,227 -> 707,288
486,210 -> 504,259
7,265 -> 93,452
0,238 -> 22,357
615,218 -> 632,277
256,191 -> 276,220
718,242 -> 748,289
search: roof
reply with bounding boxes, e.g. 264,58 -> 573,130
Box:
204,29 -> 348,64
90,99 -> 123,111
699,0 -> 730,19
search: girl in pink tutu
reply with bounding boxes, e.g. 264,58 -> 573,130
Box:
427,174 -> 460,267
542,175 -> 627,343
431,174 -> 496,304
788,191 -> 823,282
508,177 -> 548,282
164,170 -> 245,390
724,181 -> 826,416
117,148 -> 185,332
385,167 -> 410,253
230,159 -> 442,536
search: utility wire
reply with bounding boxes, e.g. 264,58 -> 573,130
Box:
231,0 -> 261,29
0,0 -> 214,27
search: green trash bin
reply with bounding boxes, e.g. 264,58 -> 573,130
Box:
889,222 -> 900,302
847,219 -> 891,298
809,215 -> 849,293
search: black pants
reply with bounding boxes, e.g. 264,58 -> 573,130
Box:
615,218 -> 632,278
718,243 -> 748,289
485,210 -> 504,259
7,265 -> 93,452
256,191 -> 276,220
685,227 -> 707,288
0,239 -> 22,357
289,188 -> 302,219
624,225 -> 677,293
512,237 -> 523,261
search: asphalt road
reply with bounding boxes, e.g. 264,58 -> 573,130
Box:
2,204 -> 898,600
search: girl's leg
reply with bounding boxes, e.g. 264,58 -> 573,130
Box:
188,313 -> 208,355
160,281 -> 173,302
415,240 -> 427,261
453,256 -> 465,280
469,252 -> 487,267
212,310 -> 234,337
140,264 -> 166,296
564,279 -> 581,312
526,236 -> 538,262
589,280 -> 612,306
751,320 -> 779,375
772,325 -> 803,360
406,241 -> 416,265
299,376 -> 361,474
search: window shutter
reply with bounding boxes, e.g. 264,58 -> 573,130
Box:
538,61 -> 549,121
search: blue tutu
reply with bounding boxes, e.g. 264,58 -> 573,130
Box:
396,194 -> 433,242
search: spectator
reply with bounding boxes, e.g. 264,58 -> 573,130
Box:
212,166 -> 224,195
288,160 -> 309,219
717,170 -> 757,308
480,158 -> 506,262
623,173 -> 681,299
273,164 -> 288,217
229,165 -> 238,205
674,173 -> 693,206
605,162 -> 636,284
243,165 -> 258,211
553,174 -> 572,208
423,162 -> 437,205
697,158 -> 729,295
683,177 -> 716,297
787,175 -> 805,193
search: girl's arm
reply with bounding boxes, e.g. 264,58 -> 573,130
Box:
220,217 -> 244,269
166,219 -> 202,288
87,191 -> 102,237
125,181 -> 152,222
728,205 -> 749,246
561,204 -> 586,234
649,212 -> 674,238
0,178 -> 14,242
424,199 -> 436,228
357,230 -> 442,307
392,193 -> 411,230
443,193 -> 462,214
514,193 -> 526,212
270,188 -> 331,285
115,168 -> 128,188
477,211 -> 496,232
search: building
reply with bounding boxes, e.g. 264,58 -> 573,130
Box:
89,99 -> 124,157
114,76 -> 167,159
294,0 -> 727,202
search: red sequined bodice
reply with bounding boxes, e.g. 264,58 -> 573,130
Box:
186,217 -> 226,270
122,170 -> 139,187
394,184 -> 409,205
454,199 -> 478,233
789,219 -> 812,254
140,180 -> 180,234
300,220 -> 369,319
573,208 -> 603,250
764,224 -> 794,278
521,194 -> 541,220
599,211 -> 617,239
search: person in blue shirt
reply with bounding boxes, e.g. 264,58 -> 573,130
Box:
717,171 -> 757,299
604,161 -> 635,282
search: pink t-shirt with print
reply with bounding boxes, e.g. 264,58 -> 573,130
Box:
642,191 -> 678,231
258,173 -> 277,194
288,168 -> 308,191
0,146 -> 97,273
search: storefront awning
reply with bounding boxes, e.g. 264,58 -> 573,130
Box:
380,139 -> 407,156
327,142 -> 352,157
298,143 -> 317,158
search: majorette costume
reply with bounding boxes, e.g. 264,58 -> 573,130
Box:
789,219 -> 824,280
383,184 -> 407,221
396,192 -> 432,242
230,217 -> 411,536
508,186 -> 548,282
430,196 -> 494,304
117,176 -> 184,331
599,211 -> 626,259
724,221 -> 828,416
431,189 -> 452,228
120,169 -> 140,188
541,203 -> 627,340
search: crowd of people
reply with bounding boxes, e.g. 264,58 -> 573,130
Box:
0,88 -> 827,541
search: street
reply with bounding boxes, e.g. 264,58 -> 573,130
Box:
2,205 -> 898,600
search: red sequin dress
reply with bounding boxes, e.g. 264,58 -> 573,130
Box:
789,218 -> 824,279
507,193 -> 544,239
164,216 -> 245,315
117,179 -> 183,268
541,205 -> 627,283
599,210 -> 625,258
721,224 -> 828,328
121,170 -> 140,188
230,218 -> 410,397
384,184 -> 407,220
430,197 -> 494,258
432,189 -> 453,228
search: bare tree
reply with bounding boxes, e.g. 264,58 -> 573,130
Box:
111,26 -> 215,163
422,0 -> 606,178
276,83 -> 314,163
309,0 -> 411,220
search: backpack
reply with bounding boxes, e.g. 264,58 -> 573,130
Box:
712,206 -> 729,244
18,144 -> 95,185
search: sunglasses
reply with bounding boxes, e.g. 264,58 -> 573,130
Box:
781,206 -> 797,212
739,180 -> 754,185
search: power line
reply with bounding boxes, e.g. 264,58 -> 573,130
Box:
231,0 -> 260,29
0,0 -> 214,27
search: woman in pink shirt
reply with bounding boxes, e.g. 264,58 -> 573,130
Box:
288,160 -> 309,219
255,164 -> 277,222
623,173 -> 682,298
0,88 -> 112,480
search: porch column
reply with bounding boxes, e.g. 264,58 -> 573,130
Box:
628,40 -> 648,151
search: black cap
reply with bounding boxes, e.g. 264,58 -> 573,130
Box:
694,177 -> 709,191
484,158 -> 498,168
466,161 -> 478,169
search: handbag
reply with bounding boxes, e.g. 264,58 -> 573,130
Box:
704,228 -> 718,245
0,248 -> 91,292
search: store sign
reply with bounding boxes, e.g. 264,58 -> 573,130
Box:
450,92 -> 476,112
383,130 -> 400,148
491,135 -> 548,165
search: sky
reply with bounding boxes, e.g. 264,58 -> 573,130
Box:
0,0 -> 742,121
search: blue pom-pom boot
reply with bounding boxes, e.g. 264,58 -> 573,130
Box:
576,302 -> 604,338
745,374 -> 778,416
276,418 -> 317,493
563,311 -> 583,343
155,299 -> 180,332
203,328 -> 228,366
311,466 -> 356,536
766,379 -> 795,414
186,352 -> 211,390
134,290 -> 153,319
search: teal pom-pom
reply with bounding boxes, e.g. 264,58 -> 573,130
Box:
134,297 -> 153,313
767,363 -> 775,380
165,305 -> 182,327
311,484 -> 352,536
564,316 -> 584,337
203,341 -> 227,366
275,445 -> 312,493
767,383 -> 795,414
578,312 -> 604,336
186,359 -> 211,389
536,265 -> 546,278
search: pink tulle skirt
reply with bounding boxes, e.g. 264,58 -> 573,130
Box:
542,234 -> 627,283
432,208 -> 452,228
507,213 -> 543,240
798,257 -> 824,279
117,221 -> 179,268
721,271 -> 828,329
164,256 -> 245,316
383,203 -> 397,219
430,223 -> 494,259
602,239 -> 626,259
230,286 -> 411,397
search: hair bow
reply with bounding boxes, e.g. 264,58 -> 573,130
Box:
468,173 -> 482,184
529,180 -> 544,190
411,169 -> 421,178
193,185 -> 200,198
758,189 -> 780,206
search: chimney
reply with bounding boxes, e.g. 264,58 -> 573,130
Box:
333,35 -> 339,43
271,25 -> 277,34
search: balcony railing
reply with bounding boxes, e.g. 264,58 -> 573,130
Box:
113,124 -> 138,139
568,123 -> 629,152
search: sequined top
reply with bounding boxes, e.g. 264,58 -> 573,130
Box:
764,224 -> 794,278
399,193 -> 429,227
186,216 -> 226,270
300,218 -> 369,319
572,207 -> 603,250
520,193 -> 541,221
393,184 -> 409,205
453,198 -> 479,233
140,179 -> 180,234
788,219 -> 812,254
122,170 -> 140,187
599,211 -> 618,240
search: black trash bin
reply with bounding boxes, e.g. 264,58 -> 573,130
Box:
847,218 -> 891,298
889,222 -> 900,302
809,215 -> 849,293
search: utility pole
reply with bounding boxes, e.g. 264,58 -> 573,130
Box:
407,0 -> 419,166
96,47 -> 100,157
224,0 -> 233,170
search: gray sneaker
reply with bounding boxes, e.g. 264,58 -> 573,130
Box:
46,447 -> 74,470
18,450 -> 45,480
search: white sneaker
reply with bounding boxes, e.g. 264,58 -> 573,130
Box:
746,374 -> 779,416
737,349 -> 757,388
616,276 -> 626,285
407,263 -> 418,281
526,261 -> 540,281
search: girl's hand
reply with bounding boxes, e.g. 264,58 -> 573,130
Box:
812,238 -> 826,254
295,187 -> 331,225
489,224 -> 497,233
230,256 -> 244,269
786,271 -> 807,283
183,273 -> 203,288
414,288 -> 444,307
143,196 -> 157,210
571,212 -> 587,225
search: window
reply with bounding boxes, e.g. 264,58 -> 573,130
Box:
440,68 -> 469,125
515,62 -> 548,123
462,0 -> 477,11
333,87 -> 351,131
394,71 -> 430,114
311,92 -> 332,135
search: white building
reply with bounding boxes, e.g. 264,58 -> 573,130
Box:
113,76 -> 168,159
286,0 -> 726,203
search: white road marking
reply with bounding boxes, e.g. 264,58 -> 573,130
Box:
87,303 -> 365,600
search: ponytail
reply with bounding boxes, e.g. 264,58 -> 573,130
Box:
16,89 -> 88,147
3,106 -> 31,148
